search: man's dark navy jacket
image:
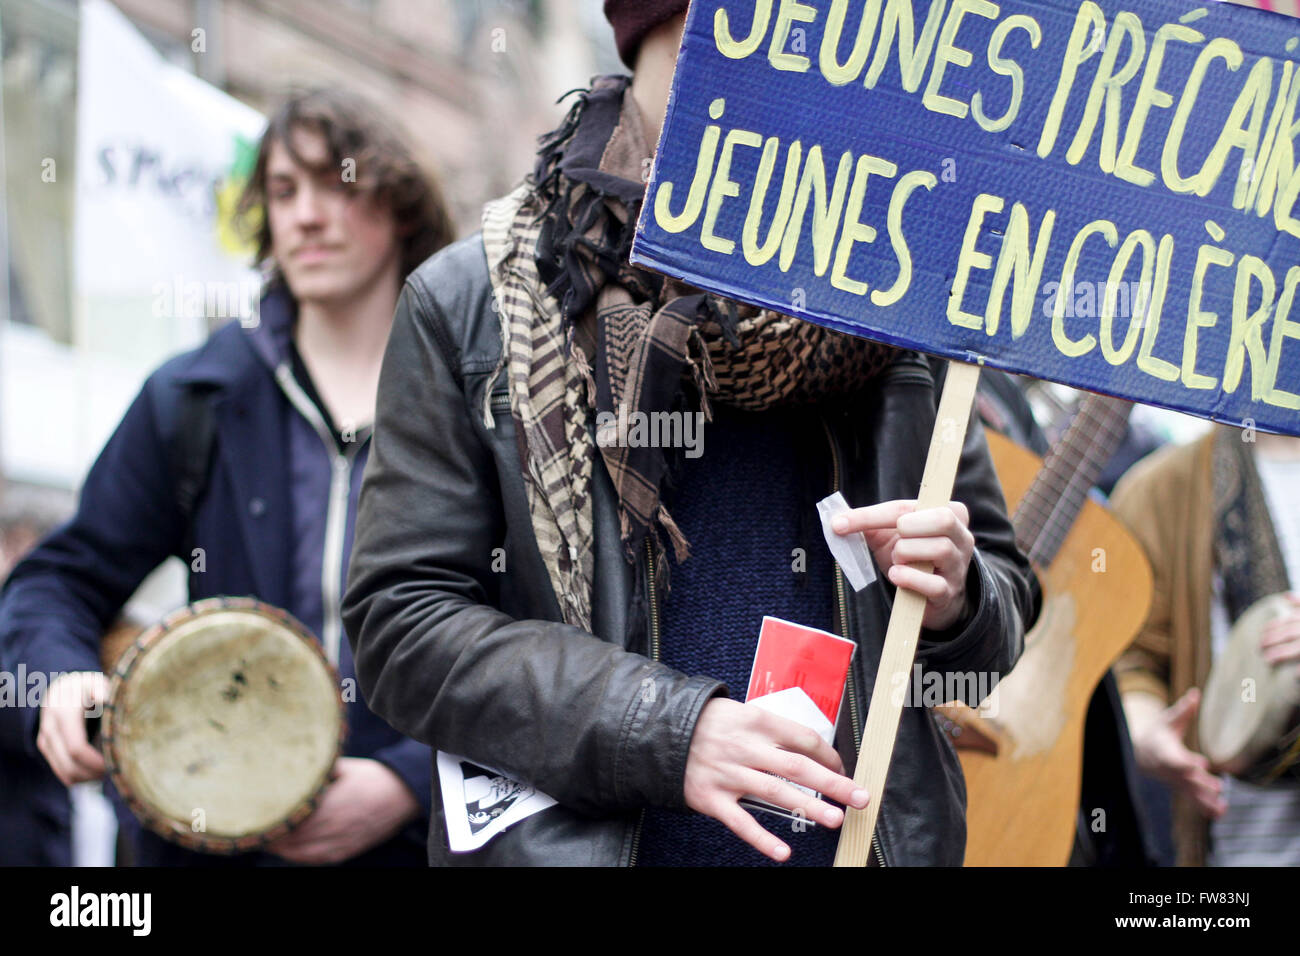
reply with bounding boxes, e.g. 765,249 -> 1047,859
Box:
0,289 -> 431,866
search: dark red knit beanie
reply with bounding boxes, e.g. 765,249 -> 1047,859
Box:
604,0 -> 691,68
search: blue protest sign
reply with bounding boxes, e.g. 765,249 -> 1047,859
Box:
630,0 -> 1300,436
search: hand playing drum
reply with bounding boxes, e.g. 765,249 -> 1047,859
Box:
1129,688 -> 1227,820
1200,593 -> 1300,786
1259,593 -> 1300,673
264,757 -> 421,864
37,671 -> 110,787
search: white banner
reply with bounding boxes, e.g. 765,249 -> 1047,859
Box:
74,0 -> 265,361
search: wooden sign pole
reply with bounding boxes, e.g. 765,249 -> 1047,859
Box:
834,359 -> 982,867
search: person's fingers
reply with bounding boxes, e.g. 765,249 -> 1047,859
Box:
1173,754 -> 1224,817
736,768 -> 844,828
896,505 -> 973,542
268,828 -> 305,852
861,527 -> 898,549
1259,626 -> 1297,647
64,739 -> 106,780
1185,772 -> 1227,818
831,500 -> 916,535
35,674 -> 109,785
887,564 -> 951,602
49,705 -> 105,779
295,843 -> 344,865
41,708 -> 102,783
1157,735 -> 1211,777
1186,753 -> 1213,775
284,801 -> 341,846
268,817 -> 332,857
1165,688 -> 1200,735
748,748 -> 867,811
267,840 -> 312,862
1162,738 -> 1210,771
711,798 -> 791,862
1157,751 -> 1195,781
37,724 -> 79,787
284,834 -> 341,862
757,711 -> 844,775
1261,619 -> 1300,646
1186,768 -> 1222,798
266,835 -> 299,854
890,536 -> 961,568
1260,620 -> 1300,663
861,529 -> 900,568
1190,789 -> 1227,819
82,673 -> 109,705
1263,638 -> 1300,665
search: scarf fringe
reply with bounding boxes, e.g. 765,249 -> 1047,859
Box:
656,503 -> 691,564
686,327 -> 719,423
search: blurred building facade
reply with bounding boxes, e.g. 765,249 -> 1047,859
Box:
0,0 -> 618,579
106,0 -> 621,229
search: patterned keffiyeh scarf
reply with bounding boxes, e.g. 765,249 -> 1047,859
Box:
481,76 -> 896,631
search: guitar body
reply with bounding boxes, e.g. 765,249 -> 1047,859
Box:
953,429 -> 1153,867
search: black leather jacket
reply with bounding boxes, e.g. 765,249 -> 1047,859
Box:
342,235 -> 1042,867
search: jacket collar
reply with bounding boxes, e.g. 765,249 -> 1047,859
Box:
175,283 -> 298,609
174,282 -> 297,390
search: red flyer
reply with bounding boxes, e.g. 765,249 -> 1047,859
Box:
746,616 -> 857,727
741,617 -> 857,824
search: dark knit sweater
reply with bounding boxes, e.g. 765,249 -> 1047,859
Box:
636,404 -> 844,866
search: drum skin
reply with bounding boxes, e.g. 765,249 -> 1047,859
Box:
1200,594 -> 1300,783
102,597 -> 344,854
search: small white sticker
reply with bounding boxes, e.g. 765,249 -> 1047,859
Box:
816,492 -> 877,592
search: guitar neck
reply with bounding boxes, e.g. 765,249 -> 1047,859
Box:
1013,393 -> 1135,568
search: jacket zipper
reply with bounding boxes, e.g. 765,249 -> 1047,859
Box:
274,363 -> 366,666
644,536 -> 662,662
820,416 -> 887,868
628,535 -> 660,867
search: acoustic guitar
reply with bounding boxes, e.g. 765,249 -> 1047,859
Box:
938,394 -> 1154,866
